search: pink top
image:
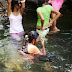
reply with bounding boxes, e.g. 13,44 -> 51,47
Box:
48,0 -> 64,11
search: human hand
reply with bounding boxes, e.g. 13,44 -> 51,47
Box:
41,27 -> 43,30
40,38 -> 44,45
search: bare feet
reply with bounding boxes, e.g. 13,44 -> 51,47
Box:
51,27 -> 60,32
48,27 -> 60,34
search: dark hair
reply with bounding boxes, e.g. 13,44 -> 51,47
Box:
28,31 -> 39,43
48,3 -> 52,6
19,31 -> 39,53
38,0 -> 45,7
11,0 -> 19,12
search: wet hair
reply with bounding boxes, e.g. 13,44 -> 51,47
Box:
28,31 -> 39,43
18,31 -> 39,54
11,0 -> 19,12
38,0 -> 45,7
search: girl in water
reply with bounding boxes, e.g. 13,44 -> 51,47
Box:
48,0 -> 66,33
7,0 -> 25,41
18,31 -> 46,60
36,0 -> 61,38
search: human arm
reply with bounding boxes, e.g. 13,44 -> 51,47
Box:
40,38 -> 46,56
33,38 -> 46,56
7,0 -> 12,16
20,0 -> 25,15
38,12 -> 44,30
49,8 -> 61,25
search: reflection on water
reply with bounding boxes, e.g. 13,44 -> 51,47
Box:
0,2 -> 72,72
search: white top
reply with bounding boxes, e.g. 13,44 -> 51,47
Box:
9,12 -> 24,33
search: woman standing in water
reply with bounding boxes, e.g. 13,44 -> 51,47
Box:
48,0 -> 66,33
18,31 -> 46,60
7,0 -> 25,41
36,0 -> 61,38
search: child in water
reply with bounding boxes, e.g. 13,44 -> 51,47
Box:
18,31 -> 46,60
48,0 -> 66,33
7,0 -> 25,41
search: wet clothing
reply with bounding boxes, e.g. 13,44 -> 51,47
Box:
27,44 -> 41,54
9,12 -> 24,33
18,44 -> 41,55
10,31 -> 24,39
36,5 -> 53,27
48,0 -> 64,11
36,28 -> 49,38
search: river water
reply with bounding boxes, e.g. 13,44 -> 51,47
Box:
0,1 -> 72,72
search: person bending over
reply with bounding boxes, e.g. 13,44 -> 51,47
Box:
36,0 -> 61,37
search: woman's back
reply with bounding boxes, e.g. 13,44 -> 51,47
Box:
37,5 -> 53,26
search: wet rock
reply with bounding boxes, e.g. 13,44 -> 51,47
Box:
0,2 -> 3,17
0,1 -> 7,17
0,25 -> 4,30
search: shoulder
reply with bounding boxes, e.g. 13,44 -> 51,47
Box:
28,44 -> 37,49
28,44 -> 39,51
27,44 -> 37,53
36,7 -> 42,12
46,5 -> 53,8
46,5 -> 53,10
28,44 -> 34,51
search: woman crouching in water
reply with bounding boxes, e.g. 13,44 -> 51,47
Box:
18,31 -> 46,63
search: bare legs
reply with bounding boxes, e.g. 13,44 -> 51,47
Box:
50,13 -> 60,33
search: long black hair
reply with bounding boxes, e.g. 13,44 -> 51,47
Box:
11,0 -> 19,12
18,31 -> 39,54
38,0 -> 45,7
